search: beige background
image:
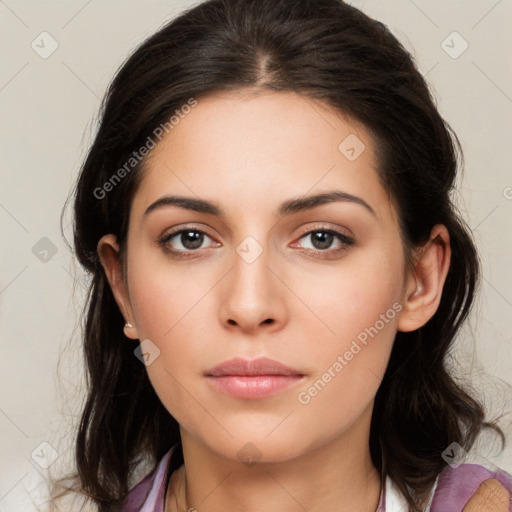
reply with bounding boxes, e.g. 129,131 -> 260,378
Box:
1,0 -> 511,510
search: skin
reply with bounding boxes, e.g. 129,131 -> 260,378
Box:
98,89 -> 457,511
463,479 -> 509,511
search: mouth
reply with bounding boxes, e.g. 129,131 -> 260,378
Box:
204,357 -> 306,399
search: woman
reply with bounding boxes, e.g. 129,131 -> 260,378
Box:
58,0 -> 511,510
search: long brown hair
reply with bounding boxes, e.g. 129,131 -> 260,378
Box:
55,0 -> 504,510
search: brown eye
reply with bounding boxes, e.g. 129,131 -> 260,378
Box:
297,229 -> 355,253
158,228 -> 217,258
174,230 -> 204,250
308,231 -> 335,250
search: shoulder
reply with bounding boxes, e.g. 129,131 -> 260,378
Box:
119,445 -> 177,512
462,478 -> 510,511
430,463 -> 512,512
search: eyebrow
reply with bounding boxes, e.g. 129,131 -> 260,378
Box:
144,191 -> 376,219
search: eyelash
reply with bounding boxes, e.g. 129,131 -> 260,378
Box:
157,226 -> 355,260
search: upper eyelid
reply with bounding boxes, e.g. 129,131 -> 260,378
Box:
160,225 -> 216,242
296,222 -> 354,238
160,223 -> 351,237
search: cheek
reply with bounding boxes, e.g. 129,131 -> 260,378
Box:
293,293 -> 399,440
127,246 -> 213,339
292,248 -> 402,406
125,250 -> 219,418
292,243 -> 403,344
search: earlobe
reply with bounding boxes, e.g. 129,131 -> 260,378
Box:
97,234 -> 139,340
397,225 -> 451,333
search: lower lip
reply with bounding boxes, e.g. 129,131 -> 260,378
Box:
206,375 -> 304,399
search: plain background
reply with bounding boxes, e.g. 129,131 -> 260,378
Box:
1,0 -> 511,510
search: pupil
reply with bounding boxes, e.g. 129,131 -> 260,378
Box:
182,231 -> 203,249
313,232 -> 332,250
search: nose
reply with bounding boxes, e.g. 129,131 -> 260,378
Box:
219,242 -> 287,334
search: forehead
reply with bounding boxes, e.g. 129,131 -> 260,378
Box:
131,90 -> 395,225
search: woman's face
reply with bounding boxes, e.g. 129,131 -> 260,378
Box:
109,90 -> 418,463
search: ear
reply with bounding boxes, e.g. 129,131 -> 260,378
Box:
97,234 -> 139,340
397,224 -> 451,332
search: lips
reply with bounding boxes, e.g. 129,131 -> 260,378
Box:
205,357 -> 306,399
204,357 -> 304,377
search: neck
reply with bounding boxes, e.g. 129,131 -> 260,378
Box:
166,407 -> 382,512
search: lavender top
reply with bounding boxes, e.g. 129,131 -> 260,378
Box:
120,445 -> 512,511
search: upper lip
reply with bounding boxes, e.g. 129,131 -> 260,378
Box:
205,357 -> 304,377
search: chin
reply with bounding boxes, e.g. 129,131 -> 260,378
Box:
202,430 -> 315,466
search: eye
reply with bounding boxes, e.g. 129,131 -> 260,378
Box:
158,228 -> 217,258
158,225 -> 355,260
294,227 -> 355,257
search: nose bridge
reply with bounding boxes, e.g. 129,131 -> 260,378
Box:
219,229 -> 285,330
232,232 -> 273,303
